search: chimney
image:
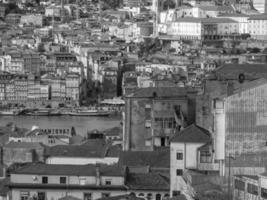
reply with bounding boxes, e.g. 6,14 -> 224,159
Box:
95,164 -> 101,185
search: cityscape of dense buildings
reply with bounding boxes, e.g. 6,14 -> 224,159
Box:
0,0 -> 267,200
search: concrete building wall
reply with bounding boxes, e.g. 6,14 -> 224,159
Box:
248,19 -> 267,40
11,188 -> 126,200
225,83 -> 267,156
11,174 -> 124,186
170,142 -> 205,194
124,96 -> 189,151
46,157 -> 119,165
170,142 -> 186,194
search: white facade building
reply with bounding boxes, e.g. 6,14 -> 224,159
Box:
252,0 -> 267,13
248,14 -> 267,40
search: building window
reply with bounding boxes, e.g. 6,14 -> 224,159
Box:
138,193 -> 144,197
60,177 -> 67,184
145,139 -> 152,146
261,188 -> 267,198
176,152 -> 183,160
37,192 -> 46,200
172,191 -> 180,197
79,177 -> 87,185
20,191 -> 30,200
164,194 -> 169,198
176,169 -> 183,176
102,193 -> 110,198
105,179 -> 111,185
200,151 -> 212,163
84,193 -> 92,200
248,183 -> 258,195
147,193 -> 153,200
145,120 -> 151,128
156,194 -> 161,200
234,179 -> 245,191
42,176 -> 48,184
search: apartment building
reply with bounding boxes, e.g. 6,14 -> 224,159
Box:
233,173 -> 267,200
9,163 -> 169,200
123,87 -> 197,151
248,14 -> 267,40
167,17 -> 238,40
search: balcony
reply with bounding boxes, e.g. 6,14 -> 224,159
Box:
197,163 -> 220,171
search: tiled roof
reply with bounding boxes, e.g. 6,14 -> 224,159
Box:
126,173 -> 169,190
248,14 -> 267,20
105,145 -> 122,157
103,127 -> 122,136
192,182 -> 222,193
234,175 -> 259,180
198,5 -> 234,12
171,124 -> 211,143
12,163 -> 124,177
226,152 -> 267,167
119,148 -> 170,168
69,135 -> 85,145
216,64 -> 267,76
58,196 -> 82,200
229,78 -> 267,96
0,126 -> 28,137
174,17 -> 237,23
96,194 -> 143,200
218,13 -> 249,17
164,195 -> 187,200
45,143 -> 108,158
127,87 -> 187,98
4,141 -> 45,149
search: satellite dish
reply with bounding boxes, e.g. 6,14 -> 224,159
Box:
238,73 -> 245,83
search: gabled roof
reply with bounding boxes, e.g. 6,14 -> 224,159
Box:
103,126 -> 122,136
171,124 -> 211,143
215,64 -> 267,77
58,196 -> 82,200
164,195 -> 187,200
45,143 -> 108,158
225,152 -> 267,167
119,148 -> 170,168
4,141 -> 45,149
126,173 -> 169,190
106,144 -> 122,157
248,14 -> 267,20
12,163 -> 124,177
227,78 -> 267,97
96,194 -> 143,200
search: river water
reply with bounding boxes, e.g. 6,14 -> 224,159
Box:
0,115 -> 122,137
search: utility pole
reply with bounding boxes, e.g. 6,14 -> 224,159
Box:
228,153 -> 235,200
228,153 -> 231,200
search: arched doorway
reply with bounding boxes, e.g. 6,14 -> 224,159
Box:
156,194 -> 161,200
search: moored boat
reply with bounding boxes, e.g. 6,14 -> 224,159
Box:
68,109 -> 111,117
0,110 -> 20,116
26,110 -> 50,116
